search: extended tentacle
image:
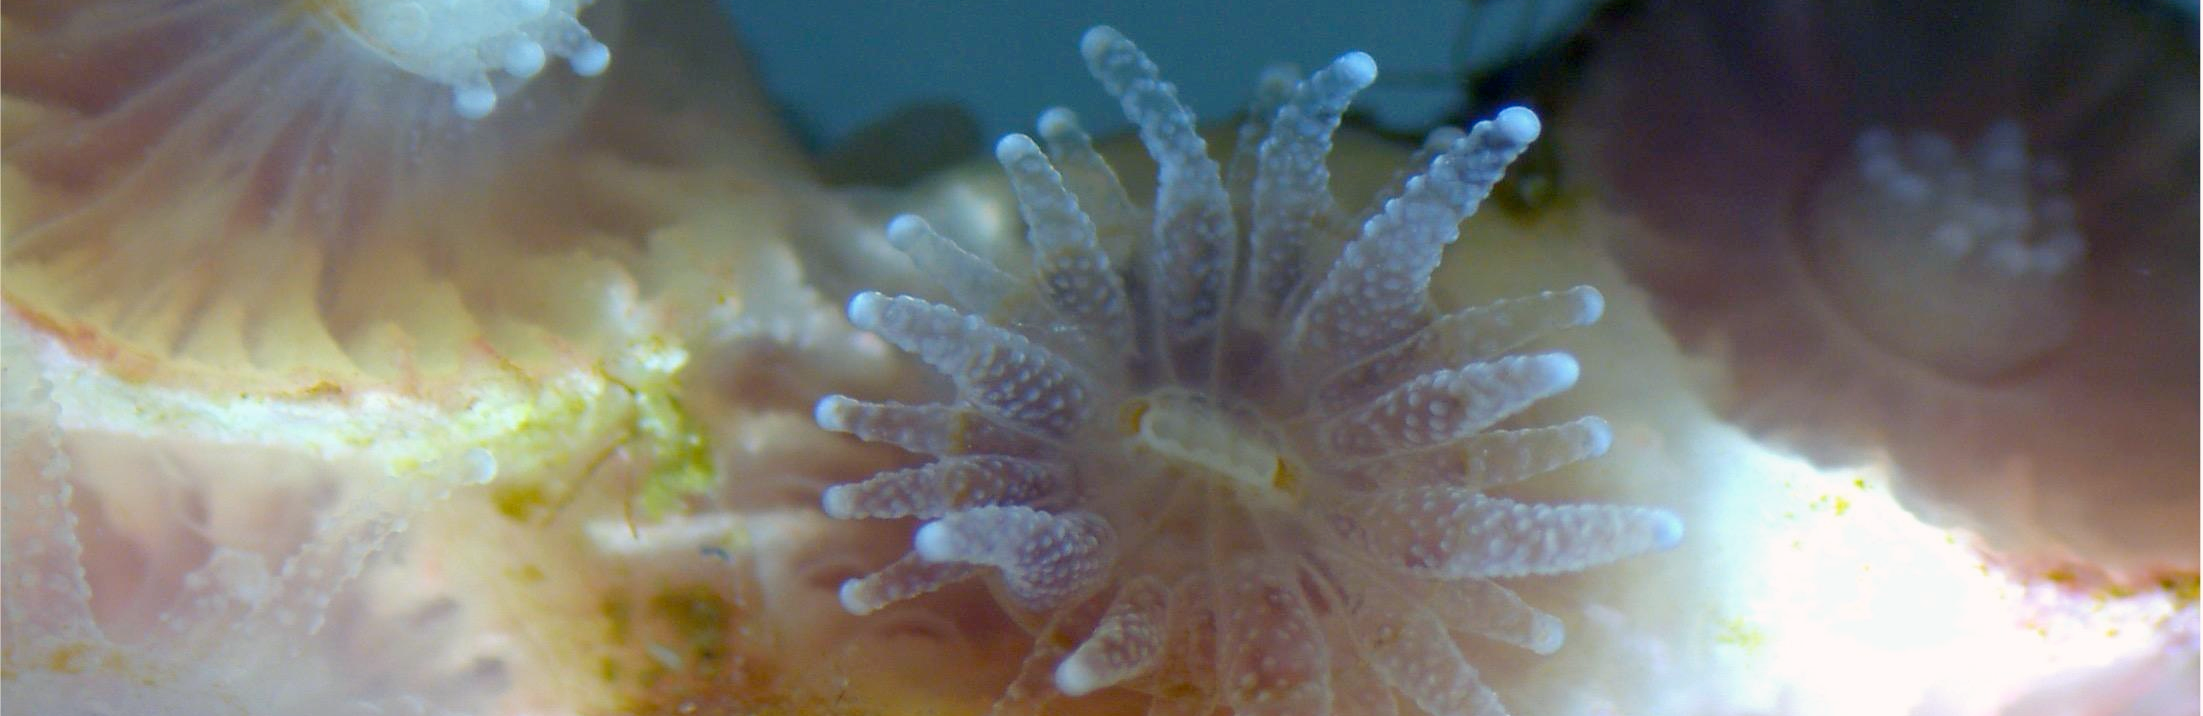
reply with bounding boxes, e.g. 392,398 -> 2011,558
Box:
845,293 -> 1095,439
1213,559 -> 1331,715
1287,108 -> 1543,379
1343,589 -> 1508,716
1224,64 -> 1302,208
814,396 -> 1055,457
1243,52 -> 1378,327
1420,577 -> 1565,655
1331,488 -> 1683,579
1344,416 -> 1613,492
1055,576 -> 1171,696
996,135 -> 1137,356
1081,26 -> 1237,384
822,455 -> 1078,519
1035,108 -> 1146,264
1317,353 -> 1580,460
883,215 -> 1026,322
1312,286 -> 1604,413
914,506 -> 1118,612
839,552 -> 983,615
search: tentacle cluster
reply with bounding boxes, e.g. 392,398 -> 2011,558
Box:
816,27 -> 1681,715
1802,119 -> 2086,379
335,0 -> 613,118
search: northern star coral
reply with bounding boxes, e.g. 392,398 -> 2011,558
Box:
816,27 -> 1681,715
1561,0 -> 2197,576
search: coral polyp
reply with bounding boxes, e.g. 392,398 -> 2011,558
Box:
1560,0 -> 2196,575
2,0 -> 632,394
816,27 -> 1681,714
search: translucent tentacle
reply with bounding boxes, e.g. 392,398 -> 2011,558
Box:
1345,417 -> 1613,491
1330,658 -> 1402,716
1312,286 -> 1604,413
1318,353 -> 1580,460
884,215 -> 1024,320
230,498 -> 413,647
1215,559 -> 1332,715
1055,576 -> 1170,696
822,455 -> 1077,519
1344,591 -> 1508,716
1082,26 -> 1237,383
1244,52 -> 1378,325
1422,578 -> 1564,655
814,396 -> 1055,457
992,592 -> 1112,716
1332,488 -> 1683,579
840,552 -> 982,615
1341,126 -> 1470,244
915,506 -> 1117,612
1289,107 -> 1542,377
996,135 -> 1136,352
1149,577 -> 1222,716
1036,108 -> 1145,263
846,292 -> 1094,438
1225,64 -> 1301,206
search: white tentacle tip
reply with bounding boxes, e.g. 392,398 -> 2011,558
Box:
1527,613 -> 1566,655
1649,512 -> 1685,550
1580,416 -> 1614,458
1526,352 -> 1581,393
1038,107 -> 1081,138
814,395 -> 855,432
995,133 -> 1045,165
913,521 -> 959,562
838,578 -> 882,615
454,83 -> 498,120
503,40 -> 548,77
884,215 -> 930,249
1054,657 -> 1106,697
819,484 -> 857,518
846,291 -> 891,328
1493,106 -> 1542,145
1079,26 -> 1128,64
1334,51 -> 1378,87
569,41 -> 611,76
1570,285 -> 1606,325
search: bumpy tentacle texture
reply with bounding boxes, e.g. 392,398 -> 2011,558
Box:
816,27 -> 1683,715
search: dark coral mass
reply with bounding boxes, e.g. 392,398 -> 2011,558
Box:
814,27 -> 1681,715
1562,0 -> 2198,575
